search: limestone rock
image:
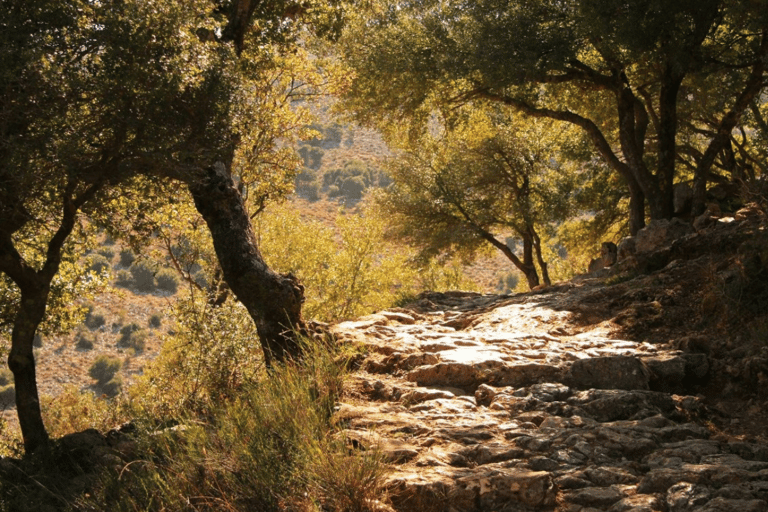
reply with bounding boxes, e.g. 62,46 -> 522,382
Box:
565,356 -> 650,391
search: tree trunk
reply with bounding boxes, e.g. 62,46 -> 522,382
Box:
530,227 -> 551,287
8,288 -> 50,454
187,162 -> 306,366
655,66 -> 684,220
627,179 -> 646,236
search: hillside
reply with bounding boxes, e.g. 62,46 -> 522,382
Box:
2,200 -> 768,511
328,205 -> 768,511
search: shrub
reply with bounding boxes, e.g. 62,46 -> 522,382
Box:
88,337 -> 384,512
119,248 -> 136,268
114,269 -> 131,288
118,323 -> 147,352
0,369 -> 12,387
89,355 -> 121,385
192,270 -> 209,290
84,307 -> 107,330
149,314 -> 162,328
97,247 -> 115,261
87,254 -> 111,274
129,260 -> 156,292
75,332 -> 95,350
0,385 -> 14,407
33,334 -> 43,348
99,376 -> 122,398
156,268 -> 179,294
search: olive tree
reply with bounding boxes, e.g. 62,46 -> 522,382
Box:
340,0 -> 768,234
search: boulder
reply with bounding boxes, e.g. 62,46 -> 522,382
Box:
565,356 -> 650,391
635,219 -> 694,254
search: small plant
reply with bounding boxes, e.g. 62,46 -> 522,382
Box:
75,331 -> 95,350
149,314 -> 162,328
0,369 -> 12,387
0,385 -> 14,407
33,333 -> 43,348
99,376 -> 122,398
129,260 -> 156,292
114,269 -> 132,288
156,268 -> 179,294
97,246 -> 115,261
84,307 -> 107,330
87,254 -> 111,274
89,355 -> 121,385
119,248 -> 136,268
118,323 -> 146,352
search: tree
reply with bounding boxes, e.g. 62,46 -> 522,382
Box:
340,0 -> 768,234
379,111 -> 577,289
1,0 -> 339,453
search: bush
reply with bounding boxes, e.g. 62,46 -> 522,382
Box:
97,247 -> 115,261
87,254 -> 111,274
297,145 -> 324,169
84,307 -> 107,330
0,369 -> 12,387
75,332 -> 95,350
114,269 -> 131,288
118,323 -> 147,352
297,180 -> 321,201
119,248 -> 136,268
0,385 -> 14,407
33,334 -> 43,348
129,260 -> 155,292
149,314 -> 162,329
99,376 -> 122,398
156,268 -> 179,294
89,355 -> 121,385
87,338 -> 384,512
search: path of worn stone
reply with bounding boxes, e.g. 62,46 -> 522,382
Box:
331,288 -> 768,512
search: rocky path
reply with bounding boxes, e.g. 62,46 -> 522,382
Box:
331,287 -> 768,512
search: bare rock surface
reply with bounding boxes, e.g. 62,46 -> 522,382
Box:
331,210 -> 768,512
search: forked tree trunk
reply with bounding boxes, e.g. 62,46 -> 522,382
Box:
187,162 -> 306,366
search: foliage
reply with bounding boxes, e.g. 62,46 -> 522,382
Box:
129,261 -> 156,292
84,308 -> 107,331
89,356 -> 122,387
256,203 -> 473,322
377,111 -> 581,288
155,268 -> 179,294
75,331 -> 95,350
298,144 -> 325,170
118,248 -> 136,268
339,0 -> 768,233
118,324 -> 146,352
133,293 -> 262,417
41,385 -> 125,438
323,159 -> 391,203
148,314 -> 162,329
81,338 -> 385,512
97,247 -> 115,261
0,385 -> 14,409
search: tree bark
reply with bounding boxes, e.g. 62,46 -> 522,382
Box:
187,162 -> 306,366
8,288 -> 50,454
692,31 -> 768,216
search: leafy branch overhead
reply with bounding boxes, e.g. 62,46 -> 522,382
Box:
340,0 -> 768,235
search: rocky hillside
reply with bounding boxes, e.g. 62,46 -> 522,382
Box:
330,204 -> 768,511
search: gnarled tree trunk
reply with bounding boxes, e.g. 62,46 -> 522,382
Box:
8,287 -> 50,454
187,162 -> 306,366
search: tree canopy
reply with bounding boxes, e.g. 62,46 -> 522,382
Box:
0,0 -> 339,454
340,0 -> 768,235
